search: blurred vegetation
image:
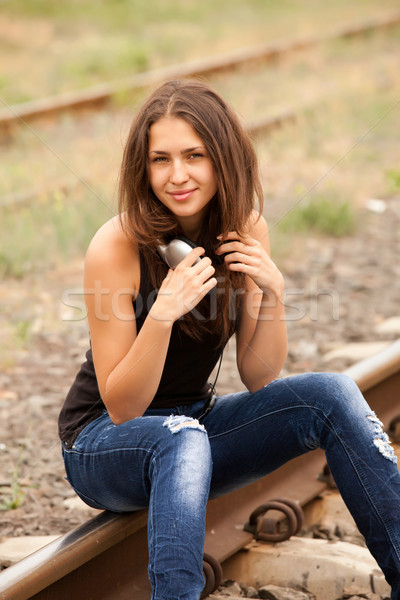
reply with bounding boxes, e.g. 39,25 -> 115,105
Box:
1,86 -> 399,277
1,0 -> 399,102
279,193 -> 356,237
0,2 -> 399,369
1,2 -> 399,276
0,443 -> 27,511
387,169 -> 400,192
0,188 -> 113,278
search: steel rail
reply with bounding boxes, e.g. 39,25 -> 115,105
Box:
0,100 -> 310,210
1,94 -> 319,210
0,79 -> 389,210
1,10 -> 400,129
0,340 -> 399,599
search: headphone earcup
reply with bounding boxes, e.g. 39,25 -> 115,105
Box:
157,237 -> 199,269
176,236 -> 198,249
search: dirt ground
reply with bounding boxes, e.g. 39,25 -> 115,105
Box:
0,192 -> 399,549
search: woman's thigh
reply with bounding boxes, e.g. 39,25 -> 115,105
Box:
63,410 -> 212,512
62,412 -> 162,510
204,372 -> 370,498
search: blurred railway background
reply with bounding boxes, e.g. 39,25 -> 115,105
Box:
0,0 -> 400,573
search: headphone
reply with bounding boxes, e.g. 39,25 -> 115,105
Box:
157,236 -> 199,269
157,237 -> 224,419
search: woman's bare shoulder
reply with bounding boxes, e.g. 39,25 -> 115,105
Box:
85,215 -> 140,286
87,215 -> 137,257
246,210 -> 268,237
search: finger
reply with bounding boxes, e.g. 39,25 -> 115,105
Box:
196,264 -> 216,282
218,231 -> 260,246
184,276 -> 217,313
217,231 -> 238,240
224,252 -> 258,267
200,276 -> 218,297
192,255 -> 213,275
178,246 -> 205,268
217,240 -> 259,257
225,261 -> 254,275
216,240 -> 244,255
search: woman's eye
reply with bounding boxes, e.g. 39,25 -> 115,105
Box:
152,156 -> 168,163
188,153 -> 203,159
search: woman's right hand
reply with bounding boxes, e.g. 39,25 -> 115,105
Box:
150,247 -> 217,323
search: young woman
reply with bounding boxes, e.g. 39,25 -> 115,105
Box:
59,79 -> 400,599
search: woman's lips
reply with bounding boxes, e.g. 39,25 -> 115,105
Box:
168,189 -> 196,201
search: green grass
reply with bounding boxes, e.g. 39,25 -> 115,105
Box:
386,169 -> 400,193
0,187 -> 113,278
1,4 -> 400,280
255,83 -> 400,229
278,192 -> 356,237
1,0 -> 400,103
1,86 -> 398,277
0,443 -> 26,511
59,39 -> 150,86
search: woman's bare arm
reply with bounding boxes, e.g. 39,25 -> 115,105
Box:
85,217 -> 216,424
217,213 -> 287,392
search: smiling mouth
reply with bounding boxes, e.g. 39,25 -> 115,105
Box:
169,189 -> 196,201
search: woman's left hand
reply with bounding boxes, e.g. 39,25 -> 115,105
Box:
216,231 -> 284,299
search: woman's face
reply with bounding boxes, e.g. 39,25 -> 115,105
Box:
147,116 -> 218,236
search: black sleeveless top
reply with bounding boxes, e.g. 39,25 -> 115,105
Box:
58,251 -> 236,448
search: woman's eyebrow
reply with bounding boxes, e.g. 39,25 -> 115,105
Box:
148,146 -> 206,155
183,146 -> 206,153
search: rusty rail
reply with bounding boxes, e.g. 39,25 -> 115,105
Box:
1,10 -> 400,129
0,99 -> 312,210
1,94 -> 321,211
1,340 -> 399,599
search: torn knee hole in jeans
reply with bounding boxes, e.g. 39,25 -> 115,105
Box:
163,415 -> 206,434
367,412 -> 397,464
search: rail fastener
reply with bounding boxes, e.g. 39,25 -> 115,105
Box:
1,339 -> 400,599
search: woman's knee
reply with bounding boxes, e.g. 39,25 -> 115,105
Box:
301,372 -> 361,403
317,372 -> 360,398
159,415 -> 212,472
303,372 -> 370,427
156,415 -> 212,505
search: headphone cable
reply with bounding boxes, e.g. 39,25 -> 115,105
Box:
198,294 -> 226,421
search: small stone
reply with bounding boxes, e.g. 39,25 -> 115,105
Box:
339,585 -> 381,600
239,583 -> 259,598
259,585 -> 312,600
210,597 -> 243,600
291,340 -> 318,361
218,580 -> 244,596
365,198 -> 387,214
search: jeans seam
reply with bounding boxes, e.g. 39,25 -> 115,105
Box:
64,446 -> 153,456
207,403 -> 314,440
148,447 -> 161,597
314,406 -> 400,565
208,400 -> 400,566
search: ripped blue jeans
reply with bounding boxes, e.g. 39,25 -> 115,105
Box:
62,373 -> 400,599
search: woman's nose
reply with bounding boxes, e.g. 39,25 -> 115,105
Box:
170,160 -> 189,185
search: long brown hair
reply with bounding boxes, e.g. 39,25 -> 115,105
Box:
119,79 -> 263,345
